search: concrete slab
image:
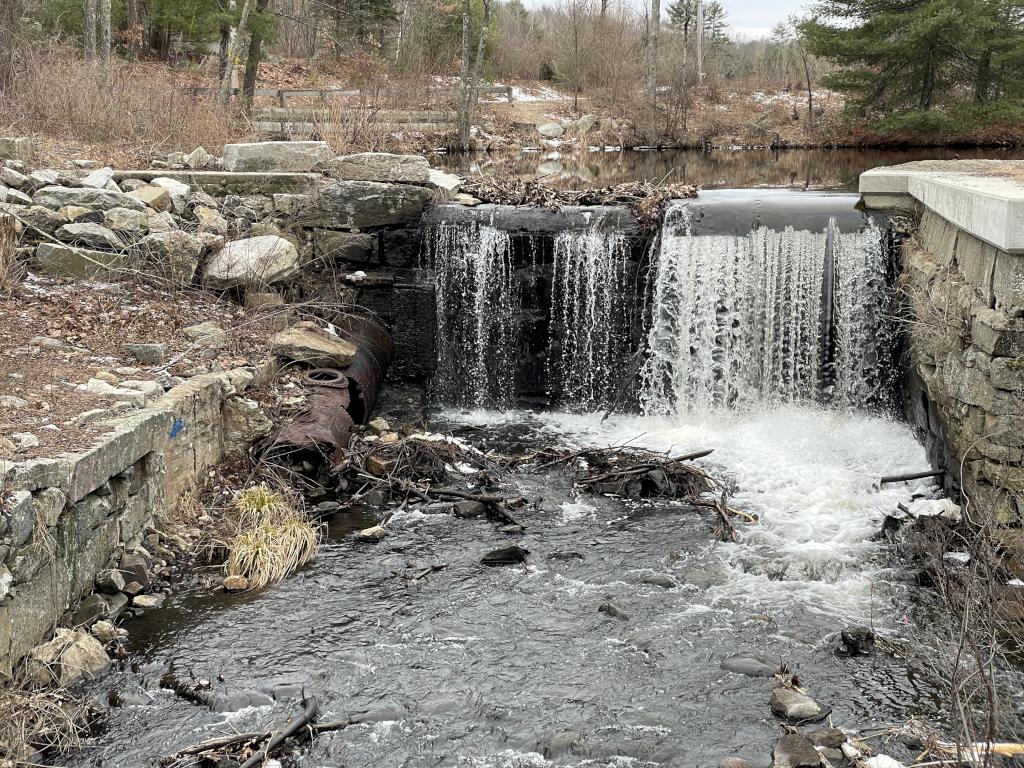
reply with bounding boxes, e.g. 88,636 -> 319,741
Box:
860,160 -> 1024,253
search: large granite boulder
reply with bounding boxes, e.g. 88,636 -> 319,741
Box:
315,181 -> 433,229
332,153 -> 430,183
204,235 -> 300,289
33,243 -> 126,278
222,141 -> 332,172
34,185 -> 146,212
27,628 -> 110,687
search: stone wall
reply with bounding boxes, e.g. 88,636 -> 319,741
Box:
903,208 -> 1024,522
0,366 -> 272,677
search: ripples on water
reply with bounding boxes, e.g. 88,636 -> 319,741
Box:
74,403 -> 953,768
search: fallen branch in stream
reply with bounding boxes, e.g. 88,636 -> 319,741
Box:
163,696 -> 340,768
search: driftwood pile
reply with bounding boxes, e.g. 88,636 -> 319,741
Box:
459,178 -> 698,228
527,445 -> 752,541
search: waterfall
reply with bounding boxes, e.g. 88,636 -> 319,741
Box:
640,202 -> 892,415
547,227 -> 632,410
428,221 -> 519,408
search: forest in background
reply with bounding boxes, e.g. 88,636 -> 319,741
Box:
1,0 -> 1023,159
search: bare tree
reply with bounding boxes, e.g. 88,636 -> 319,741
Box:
242,0 -> 272,113
221,0 -> 258,103
0,0 -> 21,93
98,0 -> 111,72
457,0 -> 492,151
84,0 -> 97,60
551,0 -> 591,111
646,0 -> 660,135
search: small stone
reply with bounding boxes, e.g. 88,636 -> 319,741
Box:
125,343 -> 166,365
771,687 -> 827,722
12,432 -> 39,449
771,734 -> 820,768
223,575 -> 249,592
186,146 -> 213,169
133,593 -> 165,610
640,572 -> 677,588
128,185 -> 172,211
355,525 -> 388,542
0,395 -> 28,410
119,552 -> 151,587
720,653 -> 778,677
151,177 -> 190,214
270,321 -> 356,368
94,370 -> 120,386
182,321 -> 228,349
808,728 -> 846,749
147,210 -> 176,232
95,568 -> 126,594
122,580 -> 144,597
481,544 -> 529,566
719,759 -> 754,768
367,417 -> 390,435
91,620 -> 118,644
81,166 -> 115,189
104,206 -> 149,234
380,432 -> 400,444
837,625 -> 875,656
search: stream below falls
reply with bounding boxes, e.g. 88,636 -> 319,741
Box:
73,403 -> 952,768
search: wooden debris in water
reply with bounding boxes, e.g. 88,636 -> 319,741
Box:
458,177 -> 698,228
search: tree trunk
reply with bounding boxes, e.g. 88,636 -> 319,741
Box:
84,0 -> 97,60
919,44 -> 935,111
801,46 -> 813,126
220,0 -> 257,103
0,0 -> 21,93
125,0 -> 140,57
241,0 -> 270,114
98,0 -> 111,72
646,0 -> 660,137
457,0 -> 472,150
974,49 -> 992,102
218,0 -> 233,84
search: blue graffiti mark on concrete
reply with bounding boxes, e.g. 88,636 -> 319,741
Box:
169,419 -> 185,438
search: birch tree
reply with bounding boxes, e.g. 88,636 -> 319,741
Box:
646,0 -> 660,135
457,0 -> 492,151
84,0 -> 97,60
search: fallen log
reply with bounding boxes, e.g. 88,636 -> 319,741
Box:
879,469 -> 944,485
238,696 -> 319,768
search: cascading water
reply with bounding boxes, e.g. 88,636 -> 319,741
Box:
428,221 -> 519,408
547,227 -> 632,410
640,200 -> 893,414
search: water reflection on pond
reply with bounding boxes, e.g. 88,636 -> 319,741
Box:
431,146 -> 1024,190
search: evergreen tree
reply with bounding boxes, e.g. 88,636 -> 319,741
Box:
666,0 -> 727,45
800,0 -> 1024,117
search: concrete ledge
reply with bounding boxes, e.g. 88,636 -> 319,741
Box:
860,160 -> 1024,253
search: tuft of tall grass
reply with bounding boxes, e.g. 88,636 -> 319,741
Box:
223,486 -> 320,591
0,213 -> 22,296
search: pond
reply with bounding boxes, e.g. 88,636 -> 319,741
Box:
430,146 -> 1024,190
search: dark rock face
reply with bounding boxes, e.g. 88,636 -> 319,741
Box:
481,545 -> 530,566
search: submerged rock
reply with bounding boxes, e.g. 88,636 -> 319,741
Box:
808,728 -> 846,748
771,734 -> 820,768
770,687 -> 828,722
481,544 -> 529,566
720,653 -> 778,677
355,525 -> 388,542
836,625 -> 875,656
598,602 -> 629,621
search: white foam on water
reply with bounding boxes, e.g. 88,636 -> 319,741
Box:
559,498 -> 598,523
439,405 -> 930,624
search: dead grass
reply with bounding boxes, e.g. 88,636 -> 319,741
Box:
0,214 -> 21,297
0,44 -> 246,164
0,684 -> 94,764
222,485 -> 320,590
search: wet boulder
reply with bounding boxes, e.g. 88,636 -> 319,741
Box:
481,544 -> 529,566
836,625 -> 875,656
598,602 -> 629,621
771,687 -> 829,722
771,734 -> 820,768
720,653 -> 778,677
808,728 -> 846,749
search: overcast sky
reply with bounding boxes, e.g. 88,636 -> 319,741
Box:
723,0 -> 811,38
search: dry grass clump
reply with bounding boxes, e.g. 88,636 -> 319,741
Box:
0,44 -> 244,159
898,240 -> 974,365
0,684 -> 93,763
0,213 -> 22,297
223,485 -> 320,591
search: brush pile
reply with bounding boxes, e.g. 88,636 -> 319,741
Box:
525,445 -> 752,541
458,178 -> 697,228
0,684 -> 99,764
